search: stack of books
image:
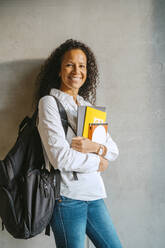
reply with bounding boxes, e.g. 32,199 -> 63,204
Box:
77,106 -> 108,144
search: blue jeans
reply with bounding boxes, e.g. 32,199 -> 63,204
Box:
50,196 -> 123,248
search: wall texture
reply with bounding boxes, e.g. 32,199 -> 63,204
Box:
0,0 -> 165,247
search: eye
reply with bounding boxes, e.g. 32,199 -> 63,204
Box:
66,63 -> 73,67
80,64 -> 86,68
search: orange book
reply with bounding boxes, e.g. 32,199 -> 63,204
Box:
88,123 -> 108,144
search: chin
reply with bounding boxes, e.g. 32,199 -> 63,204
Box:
69,83 -> 83,90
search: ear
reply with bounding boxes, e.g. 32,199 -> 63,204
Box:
59,72 -> 61,77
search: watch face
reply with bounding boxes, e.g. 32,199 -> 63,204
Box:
98,147 -> 103,155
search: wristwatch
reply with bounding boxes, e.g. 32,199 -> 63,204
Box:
98,144 -> 104,156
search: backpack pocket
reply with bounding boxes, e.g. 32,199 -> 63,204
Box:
0,186 -> 18,233
24,169 -> 55,236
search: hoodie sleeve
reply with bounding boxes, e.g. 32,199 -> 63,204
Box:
37,96 -> 100,173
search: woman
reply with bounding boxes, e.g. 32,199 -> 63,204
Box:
34,39 -> 122,248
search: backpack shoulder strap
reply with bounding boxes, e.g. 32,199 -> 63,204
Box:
51,95 -> 78,181
52,96 -> 69,136
52,96 -> 76,136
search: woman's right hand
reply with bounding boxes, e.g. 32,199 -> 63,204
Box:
98,156 -> 109,172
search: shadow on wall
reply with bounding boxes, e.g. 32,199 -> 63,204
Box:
0,59 -> 44,159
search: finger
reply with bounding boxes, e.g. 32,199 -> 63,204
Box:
72,138 -> 84,146
71,146 -> 82,152
71,140 -> 81,147
72,136 -> 83,140
71,144 -> 80,150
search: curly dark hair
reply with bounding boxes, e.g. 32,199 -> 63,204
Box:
33,39 -> 100,109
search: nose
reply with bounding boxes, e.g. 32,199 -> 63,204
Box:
72,64 -> 80,74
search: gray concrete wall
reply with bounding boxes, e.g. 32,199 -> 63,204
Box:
0,0 -> 165,247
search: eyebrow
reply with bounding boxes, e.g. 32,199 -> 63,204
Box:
65,60 -> 86,64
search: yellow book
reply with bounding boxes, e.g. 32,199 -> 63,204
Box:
82,106 -> 106,138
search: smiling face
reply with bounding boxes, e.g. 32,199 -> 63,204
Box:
59,49 -> 87,95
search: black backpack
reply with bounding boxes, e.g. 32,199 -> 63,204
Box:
0,96 -> 77,239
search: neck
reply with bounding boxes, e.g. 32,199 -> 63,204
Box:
59,85 -> 78,102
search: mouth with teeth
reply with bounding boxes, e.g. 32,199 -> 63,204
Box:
69,76 -> 82,81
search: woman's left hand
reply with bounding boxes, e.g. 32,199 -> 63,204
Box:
71,136 -> 99,154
